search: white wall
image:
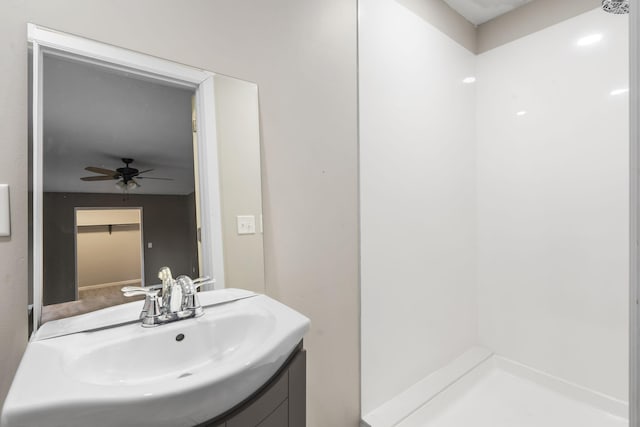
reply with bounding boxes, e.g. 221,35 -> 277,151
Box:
214,74 -> 265,294
361,3 -> 629,414
477,9 -> 629,400
360,0 -> 477,415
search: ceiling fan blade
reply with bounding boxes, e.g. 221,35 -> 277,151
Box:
136,177 -> 174,181
85,166 -> 118,176
135,169 -> 154,175
81,176 -> 118,181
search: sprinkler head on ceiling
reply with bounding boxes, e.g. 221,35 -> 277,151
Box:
602,0 -> 629,14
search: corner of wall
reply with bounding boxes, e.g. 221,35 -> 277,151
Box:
476,0 -> 601,53
394,0 -> 477,54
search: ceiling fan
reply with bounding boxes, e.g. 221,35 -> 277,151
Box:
81,158 -> 173,190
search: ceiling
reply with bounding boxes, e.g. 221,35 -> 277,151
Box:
41,54 -> 195,195
442,0 -> 534,25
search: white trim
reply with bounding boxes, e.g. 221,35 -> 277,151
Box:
631,0 -> 639,424
374,352 -> 628,427
494,356 -> 628,419
364,350 -> 629,427
629,1 -> 640,427
139,206 -> 146,287
397,355 -> 496,427
362,347 -> 493,427
73,207 -> 78,301
195,76 -> 225,290
31,40 -> 43,335
27,24 -> 207,89
191,96 -> 204,277
28,23 -> 225,329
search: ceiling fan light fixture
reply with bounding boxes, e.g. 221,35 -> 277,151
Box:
115,181 -> 126,190
127,180 -> 140,190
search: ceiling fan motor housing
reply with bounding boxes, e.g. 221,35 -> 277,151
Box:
116,158 -> 139,183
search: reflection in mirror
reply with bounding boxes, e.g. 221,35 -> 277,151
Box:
41,55 -> 200,319
74,208 -> 145,305
29,35 -> 265,327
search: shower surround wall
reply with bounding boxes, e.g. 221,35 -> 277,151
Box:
360,0 -> 477,415
476,8 -> 629,401
360,0 -> 629,418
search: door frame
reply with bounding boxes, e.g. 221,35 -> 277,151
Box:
29,24 -> 226,332
631,0 -> 639,424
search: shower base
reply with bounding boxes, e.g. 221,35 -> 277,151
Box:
363,347 -> 628,427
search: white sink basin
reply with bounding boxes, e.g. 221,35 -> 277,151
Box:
1,289 -> 310,427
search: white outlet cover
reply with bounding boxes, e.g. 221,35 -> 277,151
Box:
0,184 -> 10,237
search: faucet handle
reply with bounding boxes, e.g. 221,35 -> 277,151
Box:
175,275 -> 211,317
176,275 -> 196,295
194,279 -> 216,290
121,284 -> 162,293
193,276 -> 216,290
122,286 -> 151,294
123,289 -> 159,298
121,288 -> 161,323
177,276 -> 216,295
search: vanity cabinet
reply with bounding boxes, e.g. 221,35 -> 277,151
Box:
199,344 -> 306,427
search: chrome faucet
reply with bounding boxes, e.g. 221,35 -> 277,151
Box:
122,266 -> 215,327
158,266 -> 182,314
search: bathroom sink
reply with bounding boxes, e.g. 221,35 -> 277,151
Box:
1,290 -> 310,427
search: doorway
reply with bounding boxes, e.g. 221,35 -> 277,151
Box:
74,208 -> 144,305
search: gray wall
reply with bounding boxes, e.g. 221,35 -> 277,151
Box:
477,0 -> 601,53
396,0 -> 476,52
43,192 -> 198,305
392,0 -> 603,55
0,1 -> 360,426
0,0 -> 30,412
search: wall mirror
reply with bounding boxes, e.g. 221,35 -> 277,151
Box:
28,25 -> 265,331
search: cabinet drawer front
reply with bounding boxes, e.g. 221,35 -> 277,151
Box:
227,371 -> 288,427
256,400 -> 288,427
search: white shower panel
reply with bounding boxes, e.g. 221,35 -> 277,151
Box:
476,8 -> 629,401
360,0 -> 477,415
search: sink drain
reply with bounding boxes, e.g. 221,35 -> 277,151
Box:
175,333 -> 185,342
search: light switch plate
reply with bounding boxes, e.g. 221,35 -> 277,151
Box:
237,215 -> 256,235
0,184 -> 10,237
